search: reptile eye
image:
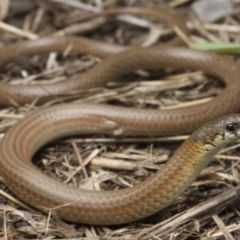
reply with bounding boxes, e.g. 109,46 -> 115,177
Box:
226,122 -> 238,132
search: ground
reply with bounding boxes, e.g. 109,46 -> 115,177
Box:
1,0 -> 240,239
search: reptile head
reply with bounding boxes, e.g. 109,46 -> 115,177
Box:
192,114 -> 240,150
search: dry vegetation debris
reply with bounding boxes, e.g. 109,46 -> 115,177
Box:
1,0 -> 240,239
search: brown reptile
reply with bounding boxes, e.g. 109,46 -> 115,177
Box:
0,7 -> 240,225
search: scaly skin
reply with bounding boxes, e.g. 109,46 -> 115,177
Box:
1,7 -> 240,225
1,8 -> 240,136
1,105 -> 240,225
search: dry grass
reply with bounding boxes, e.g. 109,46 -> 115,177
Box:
1,0 -> 240,239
